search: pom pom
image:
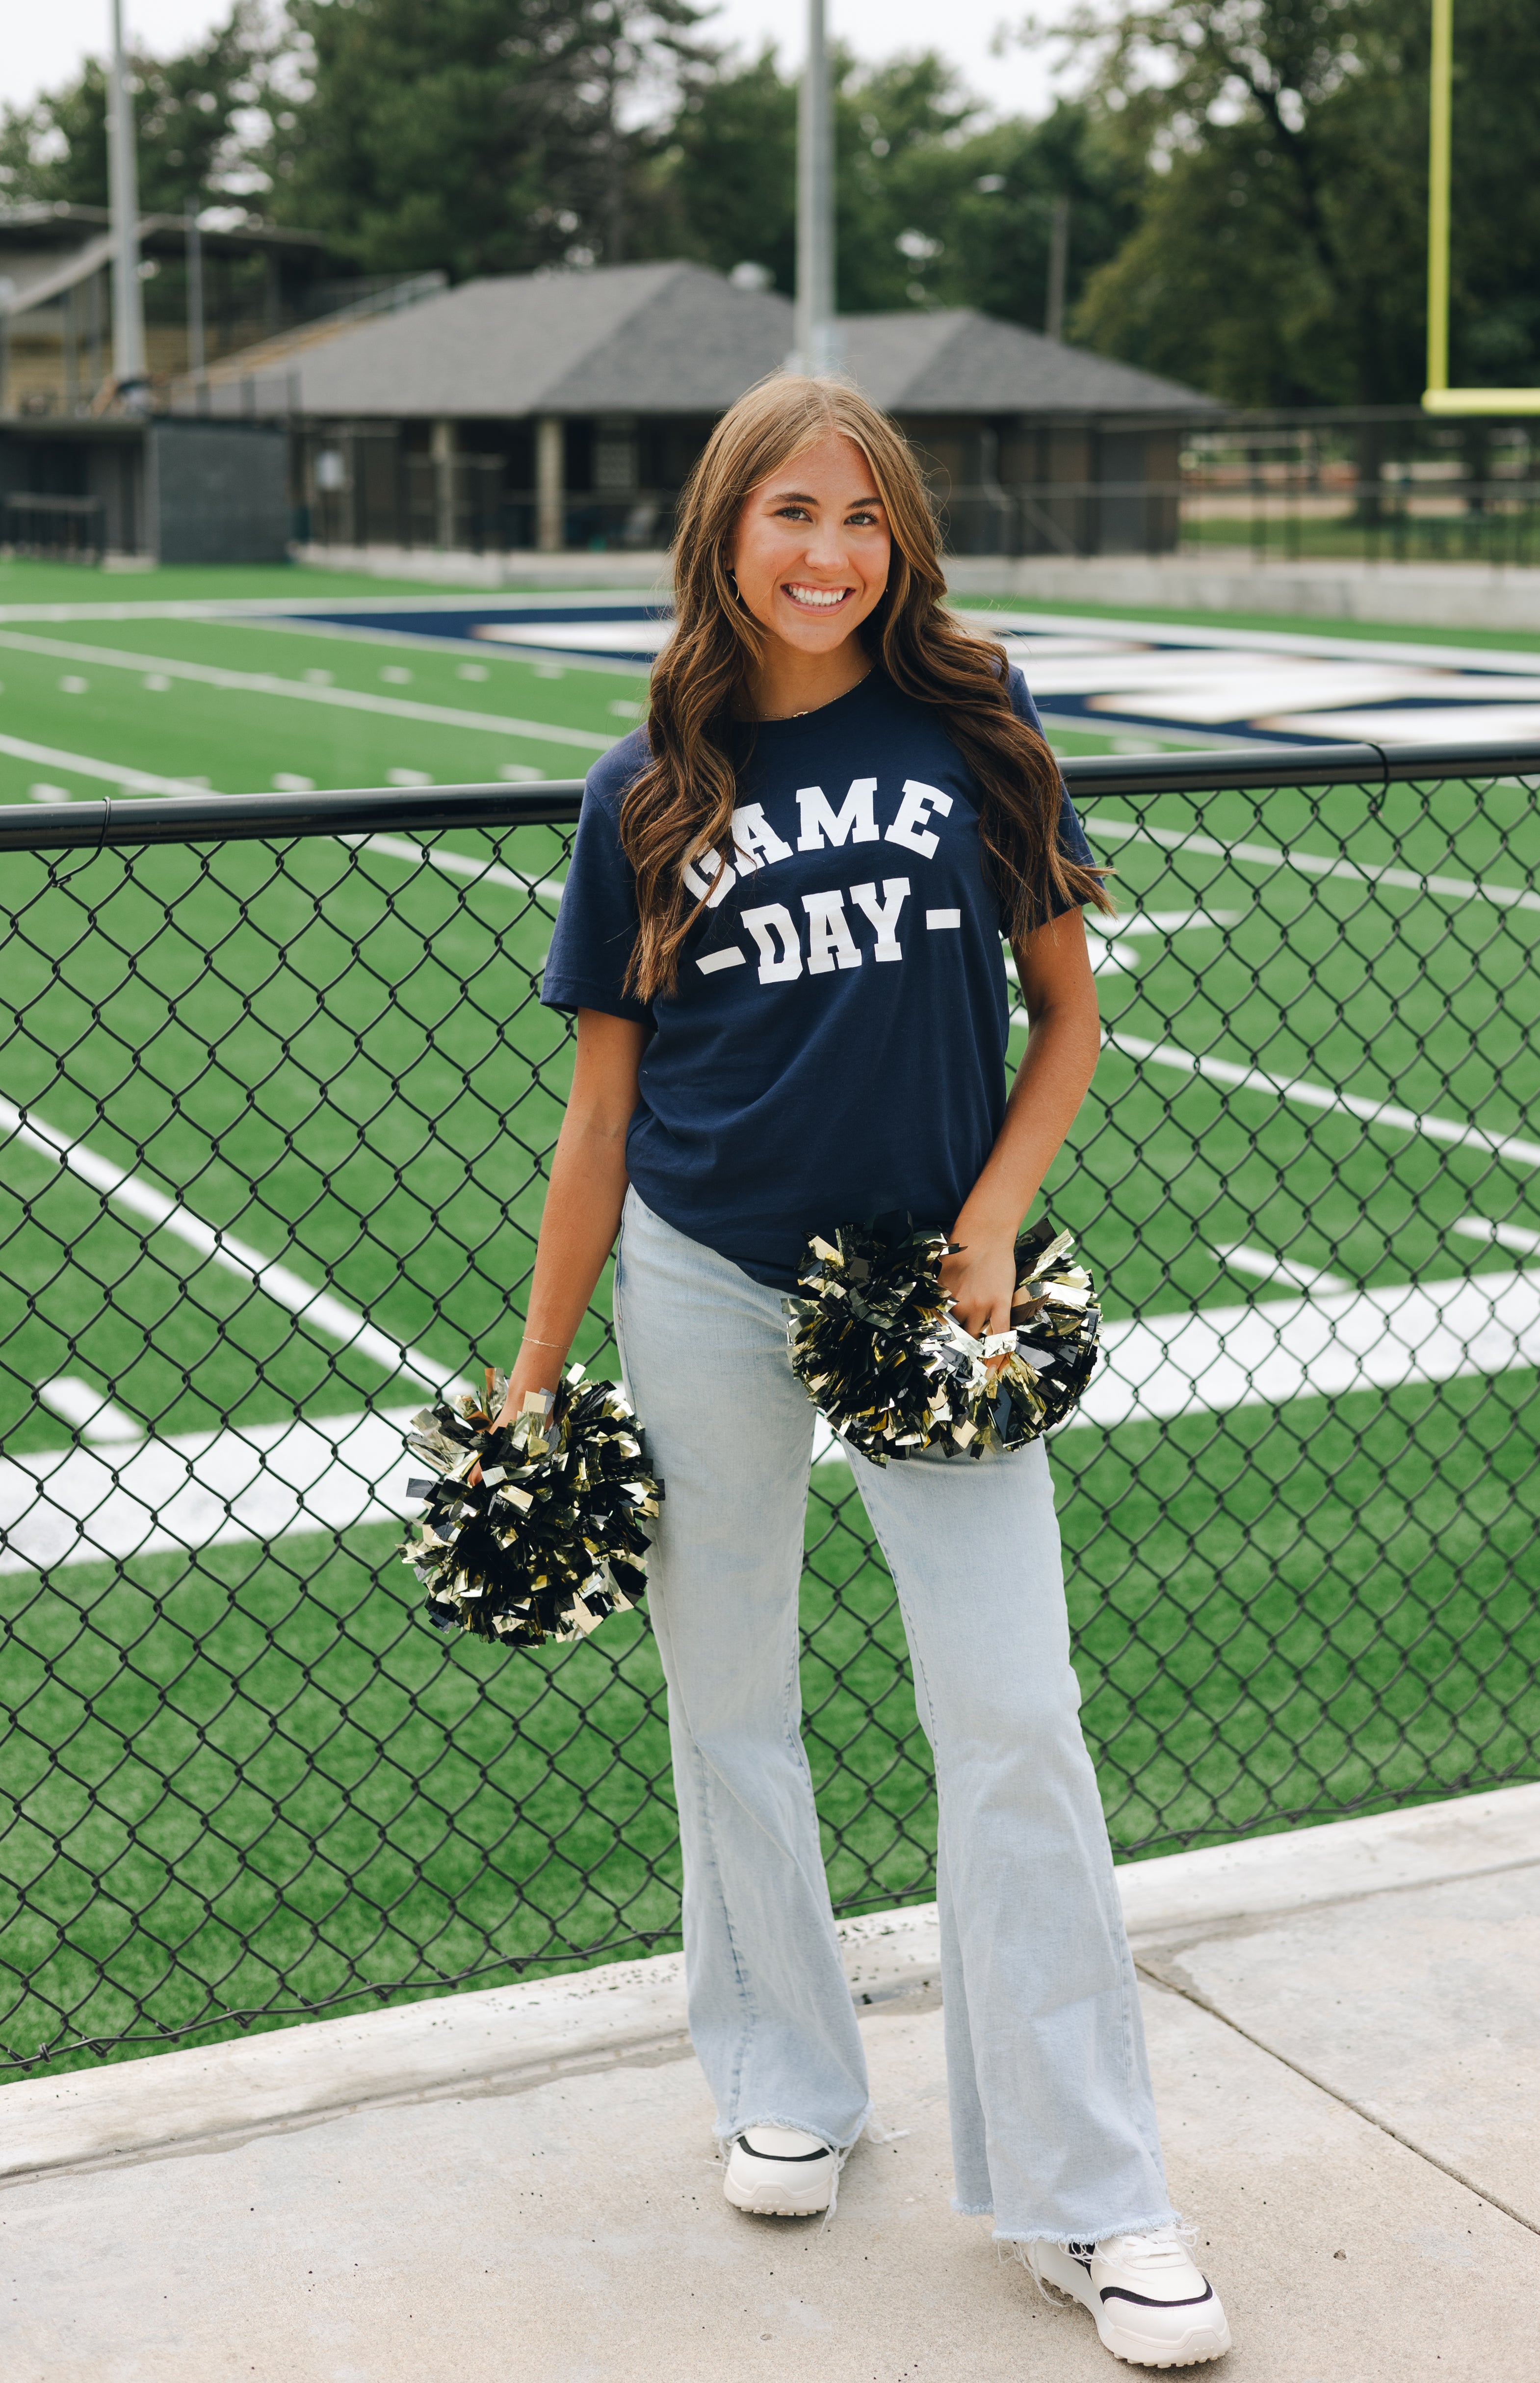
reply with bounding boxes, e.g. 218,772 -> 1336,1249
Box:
785,1215 -> 1101,1465
398,1364 -> 663,1647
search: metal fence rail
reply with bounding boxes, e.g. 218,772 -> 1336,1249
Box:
3,737 -> 1540,2079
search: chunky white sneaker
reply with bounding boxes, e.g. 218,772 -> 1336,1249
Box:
1030,2229 -> 1231,2368
723,2126 -> 835,2217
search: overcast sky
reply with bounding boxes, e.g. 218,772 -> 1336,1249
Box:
2,0 -> 1069,128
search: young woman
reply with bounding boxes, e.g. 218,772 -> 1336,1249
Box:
500,376 -> 1232,2371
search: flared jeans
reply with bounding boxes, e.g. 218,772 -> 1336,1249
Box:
613,1188 -> 1174,2244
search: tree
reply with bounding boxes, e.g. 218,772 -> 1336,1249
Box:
1031,0 -> 1540,404
639,48 -> 1141,332
880,99 -> 1144,331
261,0 -> 707,278
0,4 -> 269,219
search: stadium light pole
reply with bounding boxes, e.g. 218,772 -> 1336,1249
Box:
794,0 -> 837,376
106,0 -> 149,403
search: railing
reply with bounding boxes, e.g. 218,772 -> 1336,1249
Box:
3,735 -> 1539,2079
0,492 -> 105,564
291,464 -> 681,560
938,479 -> 1540,565
283,473 -> 1540,568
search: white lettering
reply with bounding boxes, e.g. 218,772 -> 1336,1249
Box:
795,779 -> 880,851
741,903 -> 803,982
682,849 -> 735,908
731,803 -> 795,872
925,909 -> 961,929
885,779 -> 953,860
697,947 -> 746,975
802,889 -> 863,974
849,878 -> 910,962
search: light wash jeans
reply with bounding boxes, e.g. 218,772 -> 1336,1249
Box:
613,1188 -> 1175,2245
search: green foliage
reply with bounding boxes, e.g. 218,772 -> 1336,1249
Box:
261,0 -> 707,277
1058,0 -> 1540,404
4,0 -> 1534,412
638,48 -> 1140,331
0,4 -> 268,218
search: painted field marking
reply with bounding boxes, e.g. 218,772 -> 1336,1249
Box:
339,833 -> 566,902
1101,908 -> 1245,936
1083,812 -> 1540,917
6,1198 -> 1534,1563
0,1402 -> 420,1577
0,731 -> 205,796
1069,1266 -> 1540,1432
1217,1243 -> 1352,1294
0,628 -> 614,753
37,1376 -> 142,1444
13,1256 -> 1535,1564
1093,1027 -> 1540,1172
0,1097 -> 469,1397
1453,1215 -> 1540,1256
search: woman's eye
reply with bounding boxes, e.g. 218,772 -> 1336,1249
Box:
845,509 -> 881,526
776,504 -> 812,521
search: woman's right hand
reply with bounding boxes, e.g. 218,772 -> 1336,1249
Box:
494,1343 -> 568,1433
468,1342 -> 569,1484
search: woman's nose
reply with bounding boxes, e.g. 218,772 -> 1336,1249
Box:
801,522 -> 848,572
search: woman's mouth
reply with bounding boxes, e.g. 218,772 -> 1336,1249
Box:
783,582 -> 852,612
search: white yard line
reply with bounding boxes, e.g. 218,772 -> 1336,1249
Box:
0,590 -> 669,626
0,1403 -> 420,1576
0,731 -> 206,797
1093,1027 -> 1540,1171
0,1098 -> 469,1396
340,833 -> 566,901
1082,812 -> 1540,917
0,628 -> 613,753
241,615 -> 654,681
1453,1215 -> 1540,1256
1217,1243 -> 1352,1294
10,1267 -> 1538,1565
1068,1267 -> 1540,1432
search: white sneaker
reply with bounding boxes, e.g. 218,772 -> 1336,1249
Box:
1030,2229 -> 1231,2368
723,2125 -> 835,2217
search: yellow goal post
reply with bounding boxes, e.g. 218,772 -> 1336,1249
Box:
1423,0 -> 1540,414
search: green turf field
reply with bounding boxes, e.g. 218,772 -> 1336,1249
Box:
1,558 -> 1538,2077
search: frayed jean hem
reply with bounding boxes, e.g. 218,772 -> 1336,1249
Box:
992,2207 -> 1182,2251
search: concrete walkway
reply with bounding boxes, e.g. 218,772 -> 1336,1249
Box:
5,1783 -> 1539,2382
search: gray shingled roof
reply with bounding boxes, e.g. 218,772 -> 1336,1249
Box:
279,259 -> 1214,419
839,309 -> 1217,416
289,262 -> 792,417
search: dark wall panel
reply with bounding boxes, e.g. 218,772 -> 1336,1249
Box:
149,419 -> 290,564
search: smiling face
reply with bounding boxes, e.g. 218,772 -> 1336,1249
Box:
730,431 -> 891,661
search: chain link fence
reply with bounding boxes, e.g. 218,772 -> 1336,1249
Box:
3,739 -> 1540,2080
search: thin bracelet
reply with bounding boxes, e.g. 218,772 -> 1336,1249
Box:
520,1333 -> 568,1349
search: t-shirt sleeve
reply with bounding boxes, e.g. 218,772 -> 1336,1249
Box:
540,743 -> 653,1025
1004,663 -> 1096,925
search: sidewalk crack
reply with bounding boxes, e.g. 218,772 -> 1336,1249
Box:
1135,1956 -> 1540,2241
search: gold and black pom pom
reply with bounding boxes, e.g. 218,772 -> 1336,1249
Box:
398,1365 -> 662,1647
785,1214 -> 1100,1465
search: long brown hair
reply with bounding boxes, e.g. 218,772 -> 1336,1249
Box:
620,373 -> 1111,1000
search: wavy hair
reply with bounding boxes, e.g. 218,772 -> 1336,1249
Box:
620,373 -> 1111,1000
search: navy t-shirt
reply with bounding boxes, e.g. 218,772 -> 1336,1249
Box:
540,664 -> 1095,1290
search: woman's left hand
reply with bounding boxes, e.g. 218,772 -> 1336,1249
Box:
939,1230 -> 1018,1361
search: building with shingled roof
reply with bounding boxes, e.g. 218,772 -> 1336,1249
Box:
173,259 -> 1219,559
